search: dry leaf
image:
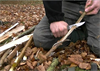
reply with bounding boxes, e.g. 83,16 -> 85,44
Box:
79,63 -> 91,70
36,64 -> 45,71
70,63 -> 77,67
68,55 -> 83,65
25,47 -> 32,56
43,61 -> 51,70
32,61 -> 37,67
26,60 -> 33,69
81,52 -> 87,58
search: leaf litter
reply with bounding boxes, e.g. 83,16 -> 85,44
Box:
0,3 -> 100,71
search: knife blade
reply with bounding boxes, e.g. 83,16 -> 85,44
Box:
68,22 -> 85,30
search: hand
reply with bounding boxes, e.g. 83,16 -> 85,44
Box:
50,21 -> 68,38
85,0 -> 100,15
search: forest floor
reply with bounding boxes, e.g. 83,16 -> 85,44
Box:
0,2 -> 99,71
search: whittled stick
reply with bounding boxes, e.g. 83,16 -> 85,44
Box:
46,12 -> 86,57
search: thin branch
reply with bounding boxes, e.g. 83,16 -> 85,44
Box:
14,25 -> 36,40
0,49 -> 12,67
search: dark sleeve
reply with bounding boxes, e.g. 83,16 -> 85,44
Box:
43,1 -> 64,23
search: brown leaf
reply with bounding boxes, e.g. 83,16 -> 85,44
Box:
68,54 -> 83,65
32,61 -> 37,67
32,47 -> 38,54
70,63 -> 77,67
26,60 -> 33,69
68,57 -> 80,65
70,55 -> 83,62
25,47 -> 32,57
58,54 -> 66,62
81,52 -> 87,58
38,52 -> 47,62
79,63 -> 91,70
43,61 -> 51,70
36,64 -> 45,71
3,65 -> 11,71
61,60 -> 72,65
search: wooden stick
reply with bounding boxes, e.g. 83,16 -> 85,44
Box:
14,25 -> 36,40
0,26 -> 25,43
46,12 -> 86,57
0,50 -> 6,58
5,45 -> 23,63
0,49 -> 12,67
0,34 -> 33,52
9,35 -> 33,71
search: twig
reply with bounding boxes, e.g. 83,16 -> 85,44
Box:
0,50 -> 6,58
9,35 -> 33,71
45,12 -> 86,57
14,25 -> 36,40
0,49 -> 12,67
5,45 -> 23,63
35,49 -> 40,59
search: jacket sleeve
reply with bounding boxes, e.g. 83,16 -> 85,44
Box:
43,1 -> 64,23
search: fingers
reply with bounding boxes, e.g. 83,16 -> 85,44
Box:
85,4 -> 96,13
53,26 -> 68,38
59,26 -> 67,37
84,0 -> 100,15
85,0 -> 93,8
50,21 -> 68,38
85,0 -> 94,12
86,7 -> 99,15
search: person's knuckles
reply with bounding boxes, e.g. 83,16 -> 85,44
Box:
54,34 -> 57,38
87,8 -> 98,15
94,9 -> 98,14
59,27 -> 63,32
60,31 -> 64,37
57,32 -> 60,37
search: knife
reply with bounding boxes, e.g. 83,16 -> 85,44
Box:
53,22 -> 85,46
